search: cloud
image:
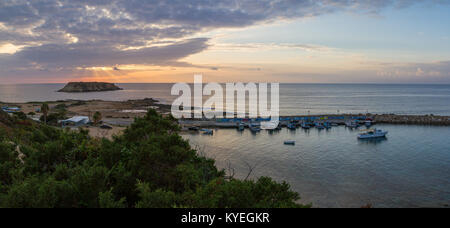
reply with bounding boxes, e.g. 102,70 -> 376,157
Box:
213,43 -> 334,52
376,61 -> 450,78
0,0 -> 444,80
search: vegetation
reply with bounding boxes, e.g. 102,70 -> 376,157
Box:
38,103 -> 67,125
0,109 -> 307,208
93,112 -> 102,126
40,103 -> 49,124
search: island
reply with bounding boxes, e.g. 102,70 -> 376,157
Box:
58,82 -> 123,93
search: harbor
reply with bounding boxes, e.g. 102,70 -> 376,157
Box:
181,123 -> 450,208
179,113 -> 450,132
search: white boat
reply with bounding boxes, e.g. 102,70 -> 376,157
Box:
346,121 -> 359,128
358,129 -> 388,139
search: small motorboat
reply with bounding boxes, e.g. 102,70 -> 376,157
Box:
284,141 -> 296,145
346,121 -> 359,129
188,126 -> 199,131
201,129 -> 214,135
237,123 -> 245,131
250,125 -> 261,133
287,123 -> 296,130
301,123 -> 311,129
315,123 -> 325,129
358,129 -> 388,139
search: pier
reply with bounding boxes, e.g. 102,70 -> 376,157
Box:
180,114 -> 450,129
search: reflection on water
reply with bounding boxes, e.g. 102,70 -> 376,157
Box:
357,137 -> 388,145
182,124 -> 450,208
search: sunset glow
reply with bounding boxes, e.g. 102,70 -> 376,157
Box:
0,1 -> 449,84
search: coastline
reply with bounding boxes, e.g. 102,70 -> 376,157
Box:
2,98 -> 450,128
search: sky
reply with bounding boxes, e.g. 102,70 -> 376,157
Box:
0,0 -> 449,84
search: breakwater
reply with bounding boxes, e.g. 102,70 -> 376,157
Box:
373,114 -> 450,126
180,114 -> 450,128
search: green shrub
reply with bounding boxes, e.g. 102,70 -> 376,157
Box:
0,109 -> 305,208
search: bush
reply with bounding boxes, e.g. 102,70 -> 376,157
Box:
13,112 -> 27,120
0,109 -> 306,208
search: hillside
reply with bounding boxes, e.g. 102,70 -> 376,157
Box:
0,109 -> 306,208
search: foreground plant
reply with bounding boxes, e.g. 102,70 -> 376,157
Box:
0,109 -> 308,208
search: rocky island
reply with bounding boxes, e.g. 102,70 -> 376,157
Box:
58,82 -> 122,93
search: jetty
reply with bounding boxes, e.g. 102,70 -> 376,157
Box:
180,113 -> 450,129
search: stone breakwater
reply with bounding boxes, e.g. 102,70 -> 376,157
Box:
179,114 -> 450,128
373,114 -> 450,126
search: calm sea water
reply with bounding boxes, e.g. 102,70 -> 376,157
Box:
1,83 -> 450,115
1,83 -> 449,207
182,125 -> 450,208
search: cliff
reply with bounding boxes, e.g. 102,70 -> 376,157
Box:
58,82 -> 122,93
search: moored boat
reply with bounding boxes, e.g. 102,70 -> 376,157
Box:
201,129 -> 214,135
301,122 -> 311,129
287,123 -> 296,130
249,123 -> 261,133
315,123 -> 325,129
346,121 -> 359,128
357,129 -> 388,139
284,141 -> 296,145
237,123 -> 245,131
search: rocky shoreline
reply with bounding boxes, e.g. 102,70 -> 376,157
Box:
373,114 -> 450,126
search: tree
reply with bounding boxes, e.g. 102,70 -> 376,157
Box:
41,103 -> 49,124
93,111 -> 102,125
0,109 -> 306,208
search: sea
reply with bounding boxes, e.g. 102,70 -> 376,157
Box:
1,83 -> 449,207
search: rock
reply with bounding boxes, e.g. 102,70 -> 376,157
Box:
58,82 -> 122,93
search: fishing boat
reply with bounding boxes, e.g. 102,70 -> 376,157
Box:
315,123 -> 325,129
250,126 -> 261,133
346,121 -> 359,128
365,118 -> 374,127
201,129 -> 214,135
287,123 -> 296,130
249,123 -> 261,133
237,123 -> 245,131
284,141 -> 296,145
301,122 -> 311,129
357,129 -> 388,139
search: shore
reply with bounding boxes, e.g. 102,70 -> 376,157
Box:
1,98 -> 172,138
2,98 -> 450,138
